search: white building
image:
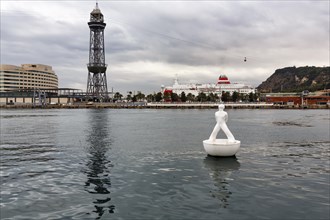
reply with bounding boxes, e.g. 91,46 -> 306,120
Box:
162,75 -> 255,96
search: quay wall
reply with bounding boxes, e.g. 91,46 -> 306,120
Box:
0,102 -> 329,109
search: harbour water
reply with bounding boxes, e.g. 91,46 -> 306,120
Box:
0,109 -> 329,219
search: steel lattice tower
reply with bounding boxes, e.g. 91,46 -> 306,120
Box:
86,3 -> 108,101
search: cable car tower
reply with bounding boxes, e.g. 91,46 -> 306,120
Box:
86,2 -> 108,101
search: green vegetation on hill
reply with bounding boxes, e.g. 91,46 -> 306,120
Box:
257,66 -> 330,93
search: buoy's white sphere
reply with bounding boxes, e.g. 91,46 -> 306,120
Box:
203,139 -> 240,157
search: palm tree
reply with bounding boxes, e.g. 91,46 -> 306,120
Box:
197,92 -> 207,102
171,92 -> 179,102
127,91 -> 132,102
146,94 -> 155,102
155,92 -> 162,102
232,91 -> 239,102
207,93 -> 217,102
114,92 -> 123,101
186,93 -> 195,102
136,91 -> 145,101
180,92 -> 187,102
249,92 -> 254,102
221,91 -> 230,102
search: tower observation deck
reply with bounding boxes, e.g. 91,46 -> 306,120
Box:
86,3 -> 108,101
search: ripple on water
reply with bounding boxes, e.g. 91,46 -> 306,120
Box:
0,114 -> 57,119
273,121 -> 313,127
1,109 -> 329,220
236,140 -> 330,217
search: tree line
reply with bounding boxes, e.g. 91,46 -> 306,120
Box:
113,91 -> 259,103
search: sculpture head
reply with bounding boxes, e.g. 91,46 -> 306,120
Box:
218,104 -> 225,110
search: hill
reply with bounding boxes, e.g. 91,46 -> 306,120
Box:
257,66 -> 330,93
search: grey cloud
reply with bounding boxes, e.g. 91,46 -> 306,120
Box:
1,1 -> 329,93
2,10 -> 88,68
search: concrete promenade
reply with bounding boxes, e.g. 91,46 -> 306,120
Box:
146,103 -> 274,108
1,102 -> 329,109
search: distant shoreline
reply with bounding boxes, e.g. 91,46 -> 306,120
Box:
1,102 -> 329,110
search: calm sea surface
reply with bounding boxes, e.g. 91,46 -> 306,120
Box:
0,109 -> 329,220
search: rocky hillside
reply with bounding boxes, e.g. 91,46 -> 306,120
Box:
257,66 -> 330,93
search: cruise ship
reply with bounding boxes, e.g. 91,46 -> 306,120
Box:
161,75 -> 255,96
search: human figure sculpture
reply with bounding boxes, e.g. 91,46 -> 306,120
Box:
209,104 -> 235,142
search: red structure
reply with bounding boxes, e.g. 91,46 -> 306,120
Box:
265,90 -> 330,106
217,75 -> 231,84
163,89 -> 172,102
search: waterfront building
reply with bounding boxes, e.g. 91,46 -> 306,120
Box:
0,64 -> 58,92
264,90 -> 330,106
162,75 -> 255,96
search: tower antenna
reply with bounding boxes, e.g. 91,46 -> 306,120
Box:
96,0 -> 99,9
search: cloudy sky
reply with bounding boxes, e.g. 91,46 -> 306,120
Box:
1,0 -> 329,94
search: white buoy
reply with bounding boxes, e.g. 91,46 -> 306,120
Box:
203,104 -> 240,157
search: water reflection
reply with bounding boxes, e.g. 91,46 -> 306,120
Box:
83,110 -> 115,218
203,156 -> 240,208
